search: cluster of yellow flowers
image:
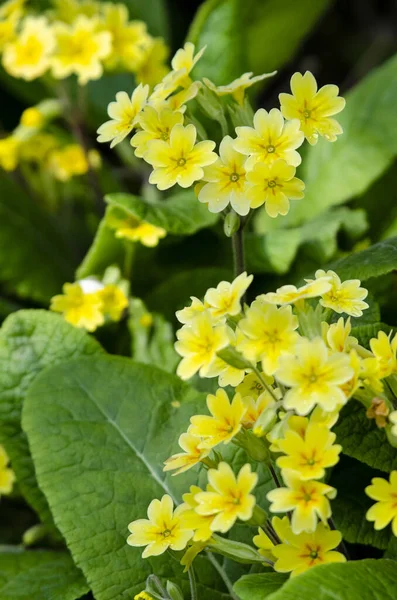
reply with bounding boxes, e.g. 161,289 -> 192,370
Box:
0,444 -> 15,498
0,0 -> 168,86
98,43 -> 345,219
127,268 -> 397,578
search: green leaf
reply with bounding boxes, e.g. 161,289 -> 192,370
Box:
0,550 -> 88,600
124,0 -> 169,37
266,559 -> 397,600
351,323 -> 392,348
106,191 -> 218,236
22,355 -> 234,599
0,174 -> 74,302
0,310 -> 104,525
334,400 -> 397,472
188,0 -> 330,84
329,237 -> 397,281
217,346 -> 252,370
291,53 -> 397,223
234,573 -> 288,600
128,298 -> 179,372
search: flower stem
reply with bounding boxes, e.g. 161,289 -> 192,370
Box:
231,226 -> 245,278
329,517 -> 350,559
252,365 -> 279,403
188,566 -> 198,600
268,462 -> 282,488
206,552 -> 239,600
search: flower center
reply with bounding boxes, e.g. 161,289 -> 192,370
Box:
177,157 -> 187,167
266,144 -> 275,153
162,528 -> 172,538
303,493 -> 312,503
160,131 -> 169,141
268,180 -> 277,188
230,172 -> 240,182
309,549 -> 318,559
307,458 -> 316,466
303,109 -> 312,119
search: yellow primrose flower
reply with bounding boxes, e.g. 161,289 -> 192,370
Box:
180,486 -> 215,542
268,407 -> 339,453
0,136 -> 19,171
0,14 -> 18,52
322,317 -> 358,353
313,269 -> 369,317
245,159 -> 305,218
131,105 -> 183,158
233,108 -> 304,170
0,0 -> 26,19
145,123 -> 217,190
163,432 -> 210,475
97,85 -> 149,147
101,4 -> 150,71
242,390 -> 276,429
203,331 -> 247,387
175,312 -> 230,380
176,297 -> 207,325
127,494 -> 193,558
113,215 -> 166,247
19,133 -> 59,164
50,282 -> 104,332
51,16 -> 112,85
366,472 -> 397,535
267,470 -> 336,533
237,371 -> 274,398
370,331 -> 397,378
203,71 -> 276,106
272,521 -> 345,577
360,356 -> 384,394
204,272 -> 253,320
340,348 -> 362,399
189,388 -> 246,449
276,420 -> 342,480
169,41 -> 206,86
0,445 -> 16,496
279,71 -> 345,145
276,338 -> 353,415
253,525 -> 276,562
236,302 -> 299,375
194,462 -> 257,533
198,135 -> 250,215
136,37 -> 169,88
2,16 -> 55,80
20,107 -> 43,129
48,144 -> 90,181
134,592 -> 152,600
98,284 -> 128,321
258,277 -> 332,306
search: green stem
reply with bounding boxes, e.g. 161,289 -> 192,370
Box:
329,517 -> 350,560
268,463 -> 282,488
188,566 -> 198,600
252,365 -> 279,403
231,226 -> 245,277
206,552 -> 239,600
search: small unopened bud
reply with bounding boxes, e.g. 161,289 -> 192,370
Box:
209,534 -> 265,564
253,406 -> 278,438
366,397 -> 389,428
166,581 -> 184,600
224,211 -> 241,237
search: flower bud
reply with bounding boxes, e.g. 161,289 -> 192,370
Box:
208,534 -> 265,564
166,581 -> 184,600
253,406 -> 278,438
224,211 -> 241,237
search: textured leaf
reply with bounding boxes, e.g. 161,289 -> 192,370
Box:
233,573 -> 288,600
351,323 -> 392,349
188,0 -> 330,84
0,310 -> 104,524
0,550 -> 88,600
23,356 -> 238,600
266,559 -> 397,600
291,53 -> 397,222
329,237 -> 397,281
334,400 -> 397,472
0,174 -> 74,302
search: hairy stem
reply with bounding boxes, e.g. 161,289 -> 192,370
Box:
188,565 -> 198,600
268,462 -> 282,488
252,366 -> 279,403
231,226 -> 245,278
206,552 -> 239,600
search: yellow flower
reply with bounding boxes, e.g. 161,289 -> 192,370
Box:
99,284 -> 128,321
101,3 -> 150,71
340,348 -> 362,399
258,277 -> 332,306
0,13 -> 18,52
279,71 -> 345,145
180,486 -> 215,542
253,525 -> 276,562
19,133 -> 59,163
242,390 -> 276,429
237,371 -> 275,398
369,331 -> 397,378
169,41 -> 206,86
0,445 -> 16,496
20,107 -> 43,129
203,71 -> 276,106
360,356 -> 384,394
276,338 -> 353,415
245,159 -> 305,218
233,108 -> 304,170
0,0 -> 26,19
322,317 -> 358,353
313,269 -> 369,317
163,432 -> 210,475
113,215 -> 166,247
204,272 -> 253,320
97,85 -> 149,147
176,297 -> 207,325
136,37 -> 169,88
0,136 -> 19,171
51,0 -> 99,22
194,462 -> 257,533
198,135 -> 250,215
145,123 -> 217,190
2,16 -> 55,80
131,105 -> 183,158
267,470 -> 336,533
48,144 -> 89,181
189,388 -> 246,449
175,312 -> 230,380
134,592 -> 152,600
50,282 -> 104,332
272,520 -> 345,577
51,16 -> 112,85
127,494 -> 193,558
236,302 -> 299,375
276,420 -> 342,480
366,472 -> 397,535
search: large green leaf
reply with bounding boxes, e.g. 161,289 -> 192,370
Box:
0,174 -> 74,302
266,559 -> 397,600
234,573 -> 288,600
0,310 -> 104,524
22,355 -> 237,600
328,237 -> 397,281
124,0 -> 169,37
188,0 -> 330,84
291,53 -> 397,223
0,550 -> 88,600
334,401 -> 397,472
